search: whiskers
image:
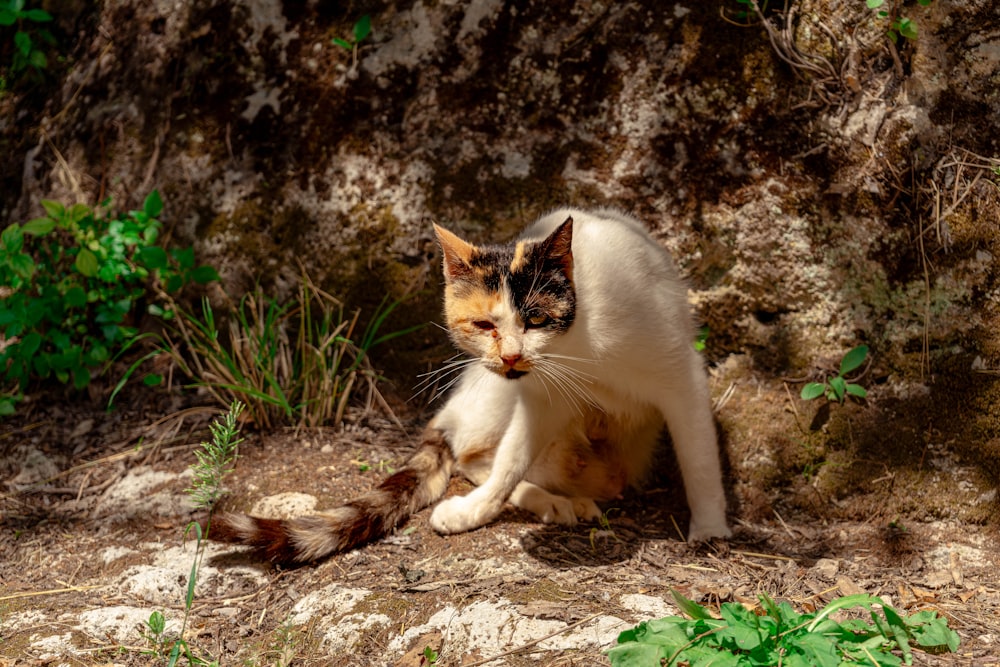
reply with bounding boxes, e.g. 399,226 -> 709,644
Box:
410,354 -> 477,404
533,353 -> 598,415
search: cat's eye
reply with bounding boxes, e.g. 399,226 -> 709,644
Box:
472,320 -> 496,331
525,312 -> 550,328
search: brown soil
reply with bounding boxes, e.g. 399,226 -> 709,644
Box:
2,369 -> 998,665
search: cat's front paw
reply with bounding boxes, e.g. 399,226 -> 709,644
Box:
430,495 -> 494,534
687,516 -> 732,542
572,497 -> 603,523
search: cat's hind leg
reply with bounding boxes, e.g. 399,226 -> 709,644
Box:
510,481 -> 602,525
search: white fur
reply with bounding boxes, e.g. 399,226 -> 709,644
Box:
429,208 -> 731,541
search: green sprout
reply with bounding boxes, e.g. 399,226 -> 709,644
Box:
800,345 -> 869,404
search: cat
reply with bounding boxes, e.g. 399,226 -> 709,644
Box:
211,208 -> 731,563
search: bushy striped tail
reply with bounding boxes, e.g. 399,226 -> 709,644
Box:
210,427 -> 453,564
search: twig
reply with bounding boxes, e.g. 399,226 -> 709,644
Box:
0,584 -> 103,601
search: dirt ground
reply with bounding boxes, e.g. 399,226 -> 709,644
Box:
2,359 -> 999,666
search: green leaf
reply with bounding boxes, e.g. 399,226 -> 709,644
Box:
191,265 -> 221,284
353,14 -> 371,42
0,9 -> 17,26
2,223 -> 23,252
28,48 -> 47,69
72,364 -> 90,389
671,589 -> 715,620
828,376 -> 847,402
24,8 -> 52,22
0,398 -> 16,416
40,199 -> 65,219
143,373 -> 164,386
143,190 -> 163,218
906,611 -> 960,652
846,383 -> 868,399
840,345 -> 868,375
74,248 -> 99,277
19,331 -> 41,358
881,605 -> 913,665
172,245 -> 195,269
64,286 -> 87,308
14,30 -> 32,57
332,37 -> 352,49
9,253 -> 35,279
866,0 -> 885,7
138,245 -> 169,270
22,217 -> 55,235
800,382 -> 826,400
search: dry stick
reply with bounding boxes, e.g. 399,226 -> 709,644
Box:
0,584 -> 103,602
461,612 -> 606,667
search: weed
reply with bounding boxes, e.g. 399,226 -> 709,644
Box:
589,507 -> 619,552
115,273 -> 420,429
422,646 -> 439,665
332,14 -> 371,69
267,616 -> 298,667
140,402 -> 243,666
608,589 -> 959,666
800,345 -> 869,404
867,0 -> 934,43
0,0 -> 54,80
0,192 -> 218,416
187,400 -> 244,510
694,325 -> 710,352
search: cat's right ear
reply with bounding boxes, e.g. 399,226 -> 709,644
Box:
433,224 -> 475,282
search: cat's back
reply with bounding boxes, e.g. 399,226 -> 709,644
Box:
523,207 -> 680,288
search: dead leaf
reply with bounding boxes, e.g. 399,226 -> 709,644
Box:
836,576 -> 864,597
958,588 -> 980,603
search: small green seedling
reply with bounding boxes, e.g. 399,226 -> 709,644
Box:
867,0 -> 933,43
332,15 -> 371,69
801,345 -> 869,404
422,646 -> 438,665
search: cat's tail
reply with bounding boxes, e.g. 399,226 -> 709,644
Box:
209,427 -> 453,565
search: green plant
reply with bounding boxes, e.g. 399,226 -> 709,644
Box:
115,273 -> 421,429
694,326 -> 709,352
0,192 -> 218,416
608,589 -> 959,666
867,0 -> 934,43
187,400 -> 244,509
0,0 -> 54,78
140,403 -> 242,666
331,14 -> 371,68
422,646 -> 438,665
800,345 -> 869,404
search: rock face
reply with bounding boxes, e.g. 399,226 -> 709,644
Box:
2,1 -> 1000,467
3,0 -> 997,378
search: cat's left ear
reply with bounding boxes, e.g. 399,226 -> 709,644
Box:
541,217 -> 574,280
433,224 -> 476,282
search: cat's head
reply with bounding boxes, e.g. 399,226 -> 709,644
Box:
434,218 -> 576,379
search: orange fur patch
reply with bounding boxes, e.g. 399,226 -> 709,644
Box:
444,284 -> 503,328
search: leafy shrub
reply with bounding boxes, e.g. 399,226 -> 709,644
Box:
608,590 -> 959,666
0,192 -> 218,415
0,0 -> 55,79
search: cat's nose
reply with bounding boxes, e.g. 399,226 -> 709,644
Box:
501,353 -> 522,367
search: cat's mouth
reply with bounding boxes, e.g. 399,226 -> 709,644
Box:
503,368 -> 528,380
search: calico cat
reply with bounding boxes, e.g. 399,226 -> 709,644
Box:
211,209 -> 730,563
